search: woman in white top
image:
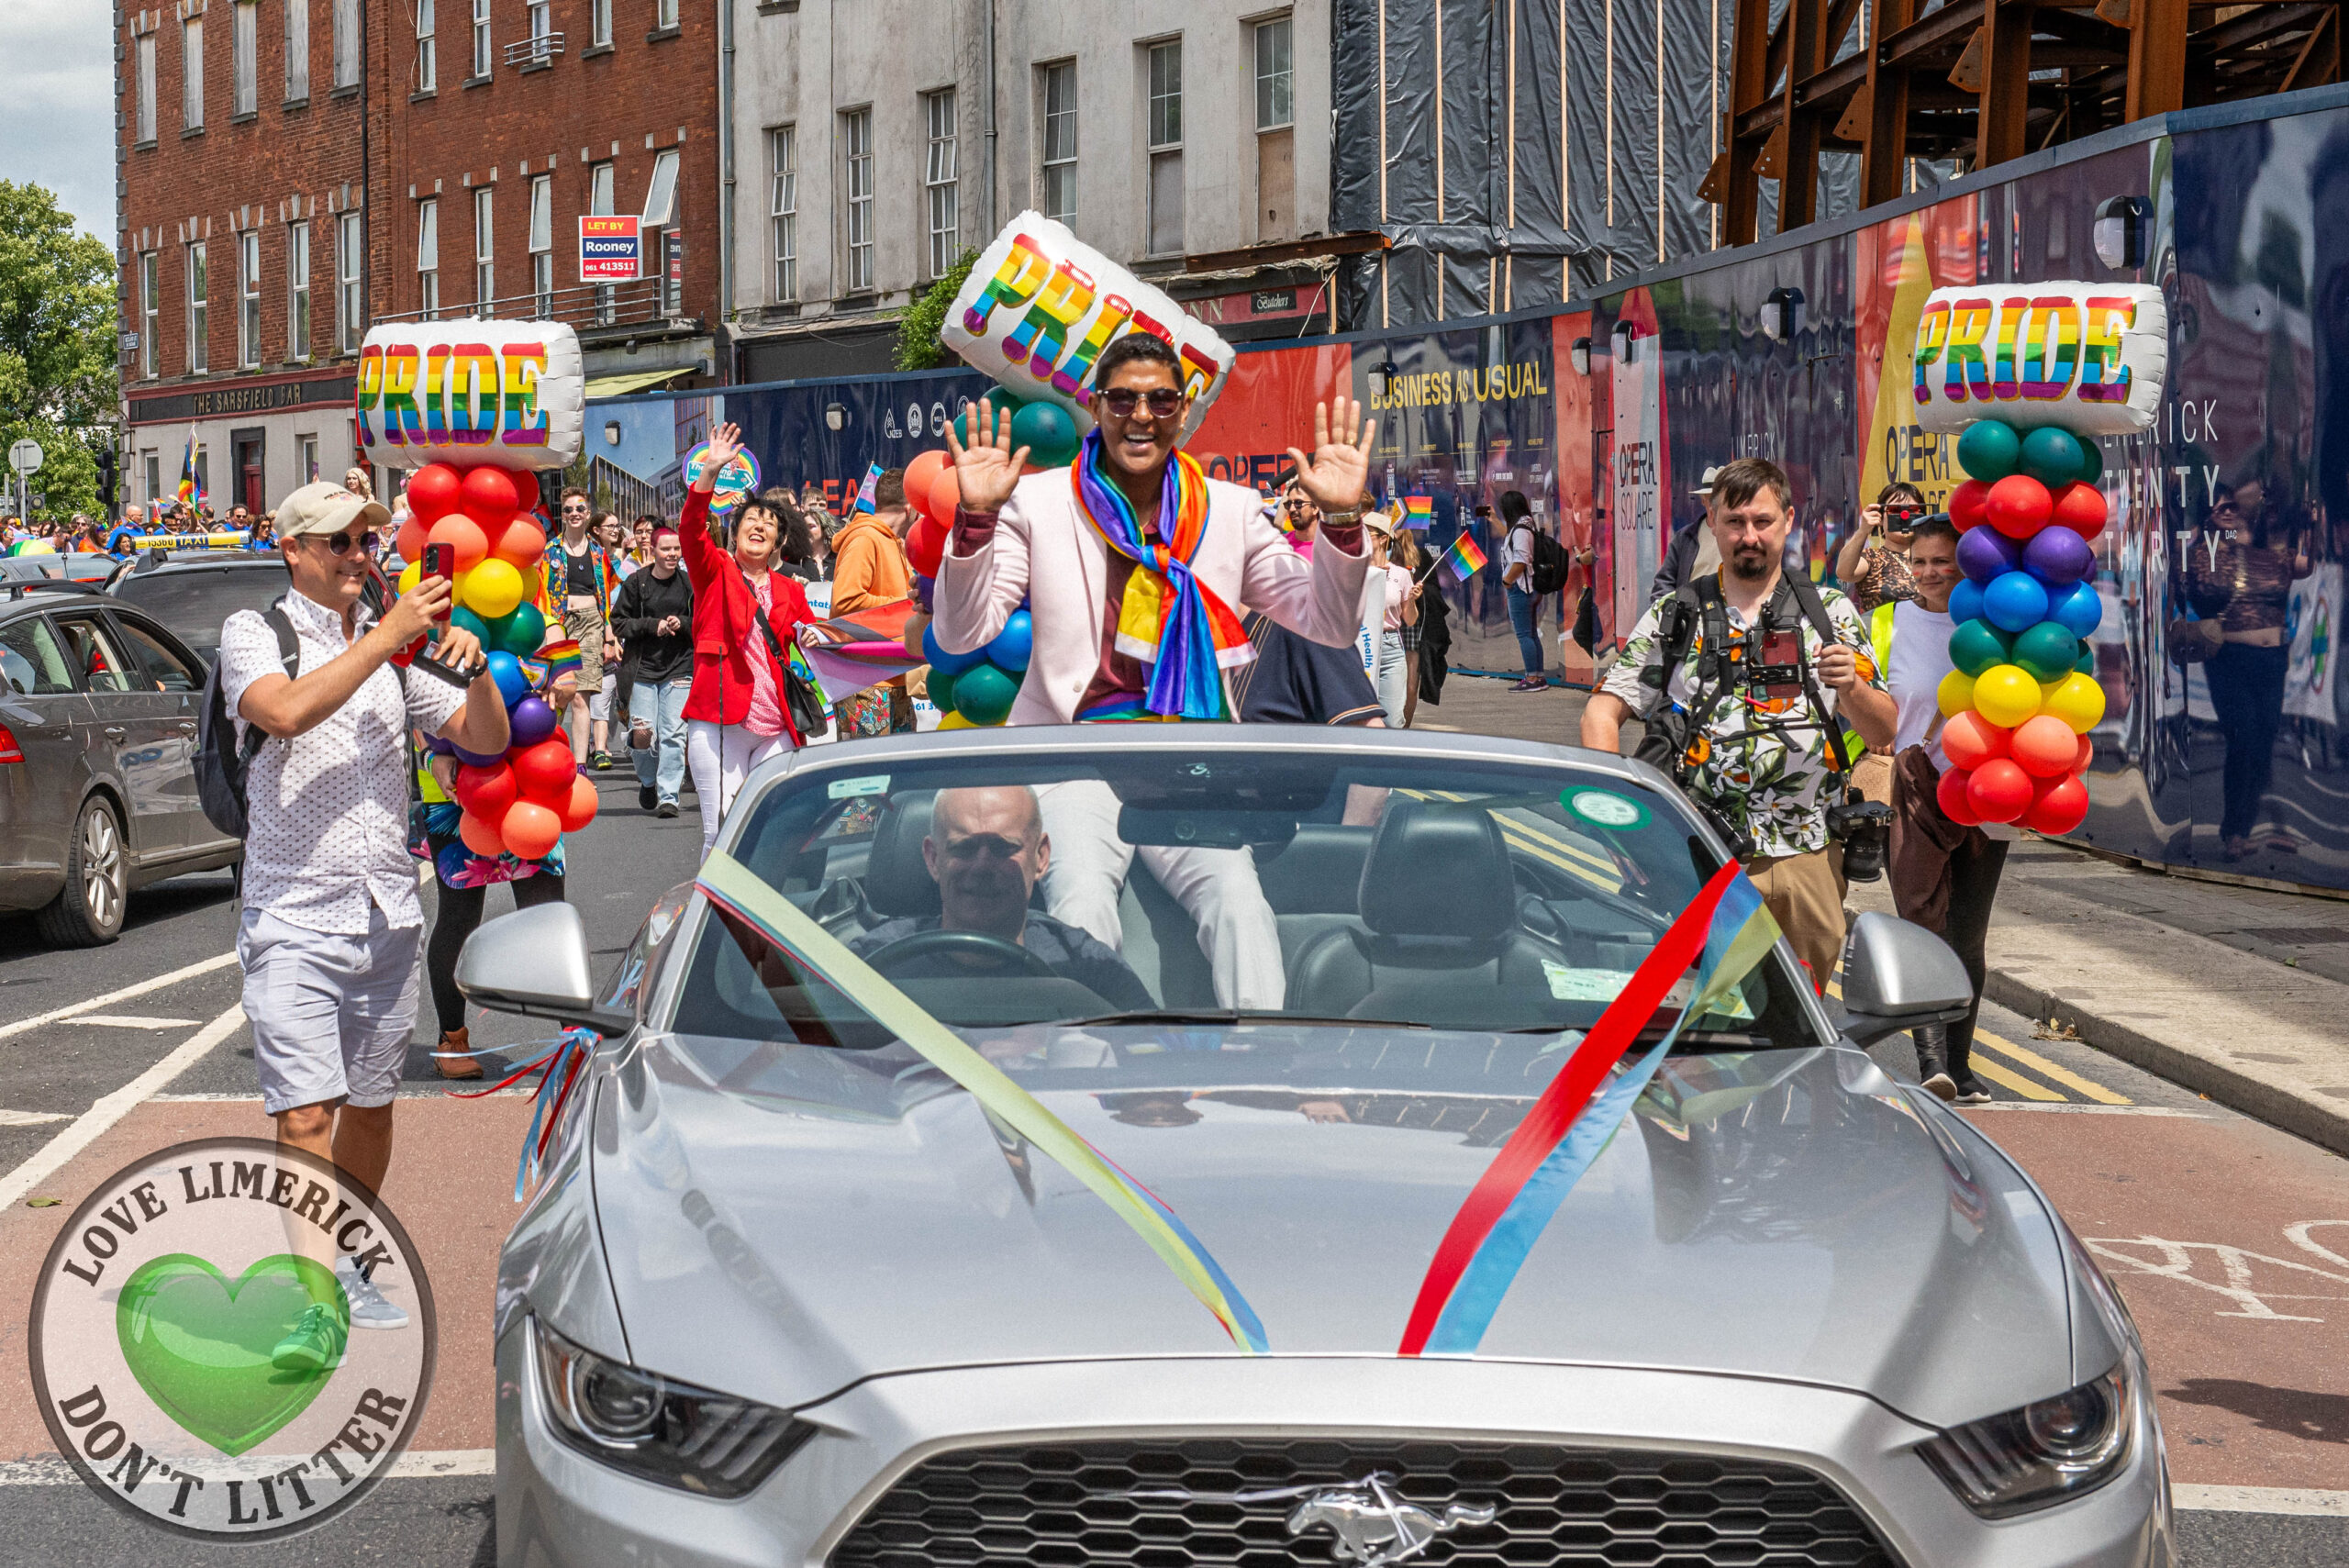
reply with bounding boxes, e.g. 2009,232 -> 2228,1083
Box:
1364,515 -> 1419,726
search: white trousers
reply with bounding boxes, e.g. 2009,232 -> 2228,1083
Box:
1035,779 -> 1286,1009
687,720 -> 788,853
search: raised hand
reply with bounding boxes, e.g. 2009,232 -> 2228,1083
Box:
943,396 -> 1031,516
1286,396 -> 1379,513
696,421 -> 744,492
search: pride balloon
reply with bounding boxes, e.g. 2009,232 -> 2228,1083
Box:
1967,759 -> 2034,823
1956,419 -> 2021,482
461,557 -> 527,619
2023,772 -> 2090,835
1972,664 -> 2043,728
2041,672 -> 2106,733
1942,710 -> 2011,771
2051,481 -> 2108,541
1956,527 -> 2020,584
987,608 -> 1034,672
395,513 -> 429,565
952,662 -> 1020,725
907,513 -> 946,579
484,650 -> 530,706
2022,523 -> 2094,587
1986,474 -> 2053,539
508,693 -> 559,748
405,463 -> 463,524
2011,621 -> 2080,683
557,774 -> 601,833
512,738 -> 580,803
500,800 -> 563,862
452,761 -> 518,819
490,514 -> 549,572
1983,570 -> 2051,634
904,449 -> 952,517
490,601 -> 549,657
2048,579 -> 2103,639
1948,579 -> 1986,626
429,514 -> 490,573
459,809 -> 508,859
1949,479 -> 1991,532
1937,765 -> 1984,827
461,464 -> 523,523
2010,714 -> 2081,778
922,620 -> 987,676
1937,668 -> 1977,717
1948,618 -> 2012,678
2020,426 -> 2087,486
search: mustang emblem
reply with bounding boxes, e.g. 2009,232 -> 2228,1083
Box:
1124,1472 -> 1496,1568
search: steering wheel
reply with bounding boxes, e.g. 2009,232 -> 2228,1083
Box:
864,928 -> 1060,980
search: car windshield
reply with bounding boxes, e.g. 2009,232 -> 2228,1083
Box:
670,747 -> 1830,1052
111,565 -> 289,665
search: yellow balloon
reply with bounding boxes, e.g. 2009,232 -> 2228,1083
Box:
19,540 -> 57,555
1971,663 -> 2043,728
397,560 -> 423,597
460,557 -> 525,619
2042,672 -> 2106,734
936,711 -> 974,730
1936,669 -> 1976,718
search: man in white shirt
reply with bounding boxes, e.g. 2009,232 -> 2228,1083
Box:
219,480 -> 509,1350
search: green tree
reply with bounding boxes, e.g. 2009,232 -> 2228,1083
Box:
894,250 -> 979,371
0,181 -> 118,518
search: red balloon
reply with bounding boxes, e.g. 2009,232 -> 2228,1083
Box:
1967,758 -> 2035,823
1936,766 -> 1983,827
1949,479 -> 1991,533
2011,714 -> 2080,778
1941,711 -> 2012,772
499,799 -> 563,862
558,773 -> 600,832
460,465 -> 523,522
904,450 -> 951,517
491,513 -> 548,571
405,464 -> 463,525
428,513 -> 490,573
907,513 -> 946,578
2075,733 -> 2095,773
926,466 -> 963,528
458,809 -> 507,859
511,738 -> 580,804
2051,481 -> 2108,542
1986,474 -> 2053,539
2023,771 -> 2090,835
452,760 -> 518,819
395,513 -> 429,565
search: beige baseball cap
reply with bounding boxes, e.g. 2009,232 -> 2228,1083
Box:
274,481 -> 392,539
1363,512 -> 1397,539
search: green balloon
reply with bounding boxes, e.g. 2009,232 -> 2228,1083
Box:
1955,420 -> 2021,483
450,606 -> 492,645
2073,437 -> 2104,488
925,665 -> 958,715
952,661 -> 1019,726
2012,620 -> 2080,682
491,602 -> 548,656
2075,643 -> 2097,674
2019,427 -> 2086,487
1948,617 -> 2013,678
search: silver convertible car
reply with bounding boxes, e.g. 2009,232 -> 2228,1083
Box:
458,727 -> 2170,1568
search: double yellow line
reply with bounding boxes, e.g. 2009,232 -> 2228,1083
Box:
1822,977 -> 2129,1103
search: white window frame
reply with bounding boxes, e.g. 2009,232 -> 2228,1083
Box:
417,199 -> 440,319
186,241 -> 208,373
1254,16 -> 1294,130
338,210 -> 362,351
768,125 -> 797,302
288,220 -> 312,360
332,0 -> 359,88
590,0 -> 611,46
285,0 -> 310,99
417,0 -> 437,93
1040,61 -> 1076,226
136,33 -> 157,142
656,0 -> 678,28
471,0 -> 492,78
139,252 -> 160,377
841,107 -> 874,293
589,163 -> 616,321
183,17 -> 205,130
528,0 -> 551,46
924,89 -> 958,279
1147,40 -> 1183,256
295,434 -> 319,485
144,452 -> 163,507
529,173 -> 553,317
473,187 -> 495,309
233,1 -> 257,116
640,149 -> 680,228
239,230 -> 262,367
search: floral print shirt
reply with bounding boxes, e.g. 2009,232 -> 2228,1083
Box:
1601,581 -> 1884,858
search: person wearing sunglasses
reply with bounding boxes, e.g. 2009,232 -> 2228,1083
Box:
933,330 -> 1375,1008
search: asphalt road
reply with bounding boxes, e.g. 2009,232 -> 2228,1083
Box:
0,759 -> 2343,1563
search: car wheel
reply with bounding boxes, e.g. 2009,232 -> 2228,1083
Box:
37,795 -> 128,947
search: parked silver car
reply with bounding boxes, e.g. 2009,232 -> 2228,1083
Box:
459,728 -> 2170,1568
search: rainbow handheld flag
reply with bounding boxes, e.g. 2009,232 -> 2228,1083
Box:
1441,528 -> 1489,582
535,639 -> 582,688
176,428 -> 205,509
852,462 -> 884,517
1399,862 -> 1781,1356
1403,495 -> 1434,529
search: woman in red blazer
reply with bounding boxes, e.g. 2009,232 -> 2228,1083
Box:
681,421 -> 815,852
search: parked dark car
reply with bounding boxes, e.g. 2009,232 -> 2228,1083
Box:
0,582 -> 242,944
104,549 -> 295,669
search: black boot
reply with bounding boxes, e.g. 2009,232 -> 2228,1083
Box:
1912,1024 -> 1956,1102
1945,1027 -> 1992,1104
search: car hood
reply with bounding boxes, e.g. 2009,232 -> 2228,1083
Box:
585,1027 -> 2074,1429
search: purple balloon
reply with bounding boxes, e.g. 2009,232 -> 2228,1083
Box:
2021,522 -> 2094,587
1956,525 -> 2021,584
421,731 -> 456,756
915,573 -> 936,613
508,694 -> 559,748
451,741 -> 506,768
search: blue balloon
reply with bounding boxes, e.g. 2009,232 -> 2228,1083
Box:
986,608 -> 1034,672
1982,570 -> 2051,634
922,620 -> 988,676
1948,578 -> 1986,627
485,650 -> 530,707
2049,579 -> 2103,639
1955,525 -> 2020,584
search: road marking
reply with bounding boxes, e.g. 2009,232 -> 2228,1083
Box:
61,1014 -> 202,1030
2174,1485 -> 2349,1517
1972,1028 -> 2132,1104
0,1001 -> 246,1210
0,1449 -> 496,1485
2087,1232 -> 2349,1322
0,951 -> 238,1043
0,1109 -> 72,1127
1967,1053 -> 2067,1101
1962,1103 -> 2211,1117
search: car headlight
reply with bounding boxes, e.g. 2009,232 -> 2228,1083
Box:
1918,1363 -> 2134,1518
531,1317 -> 813,1497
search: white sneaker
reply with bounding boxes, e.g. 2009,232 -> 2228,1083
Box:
336,1259 -> 411,1330
1920,1072 -> 1958,1103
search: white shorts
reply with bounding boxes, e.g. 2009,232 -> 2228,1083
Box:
239,905 -> 424,1115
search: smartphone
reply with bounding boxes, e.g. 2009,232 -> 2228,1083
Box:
420,543 -> 457,623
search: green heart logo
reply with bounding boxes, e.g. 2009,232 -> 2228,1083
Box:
115,1253 -> 348,1457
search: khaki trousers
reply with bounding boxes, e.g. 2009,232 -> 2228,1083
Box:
1744,848 -> 1848,992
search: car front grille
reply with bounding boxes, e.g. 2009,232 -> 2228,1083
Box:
830,1437 -> 1898,1568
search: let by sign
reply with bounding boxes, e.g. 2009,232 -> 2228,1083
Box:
580,216 -> 642,283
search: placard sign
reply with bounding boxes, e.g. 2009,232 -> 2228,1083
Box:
942,212 -> 1236,437
354,318 -> 585,471
1910,284 -> 2167,436
580,216 -> 642,283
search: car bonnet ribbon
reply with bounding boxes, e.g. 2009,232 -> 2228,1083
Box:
696,850 -> 1270,1353
1399,862 -> 1783,1357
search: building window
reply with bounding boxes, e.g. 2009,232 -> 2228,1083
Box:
139,252 -> 160,377
136,33 -> 157,142
925,89 -> 959,279
338,210 -> 362,350
641,148 -> 680,309
186,241 -> 207,373
471,0 -> 491,77
285,0 -> 309,99
333,0 -> 359,87
591,0 -> 611,46
183,17 -> 205,130
1254,17 -> 1293,129
656,0 -> 678,28
841,108 -> 873,293
589,162 -> 615,321
417,199 -> 440,319
233,2 -> 257,116
1147,41 -> 1183,256
529,173 -> 552,316
528,0 -> 551,50
295,434 -> 319,485
1040,61 -> 1076,226
144,453 -> 163,506
473,188 -> 495,309
768,126 -> 796,302
239,231 -> 262,366
417,0 -> 436,93
288,220 -> 312,360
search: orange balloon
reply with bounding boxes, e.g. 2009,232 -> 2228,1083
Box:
558,773 -> 600,832
1940,711 -> 2011,773
395,513 -> 429,565
500,799 -> 563,862
2011,714 -> 2080,778
926,466 -> 963,528
2075,733 -> 2095,773
428,514 -> 491,573
458,809 -> 507,859
904,450 -> 951,516
490,513 -> 548,570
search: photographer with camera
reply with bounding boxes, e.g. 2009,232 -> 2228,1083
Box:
1580,458 -> 1896,990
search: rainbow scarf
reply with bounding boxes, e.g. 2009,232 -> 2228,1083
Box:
1399,862 -> 1782,1356
1072,433 -> 1252,720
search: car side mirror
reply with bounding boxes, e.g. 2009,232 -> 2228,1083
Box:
455,901 -> 636,1037
1836,910 -> 1973,1047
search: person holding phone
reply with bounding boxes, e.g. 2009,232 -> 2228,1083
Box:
1834,481 -> 1927,615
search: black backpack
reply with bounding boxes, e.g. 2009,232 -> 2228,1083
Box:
1525,527 -> 1573,595
195,600 -> 300,839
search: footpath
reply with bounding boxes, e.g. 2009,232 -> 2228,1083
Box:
1442,672 -> 2349,1157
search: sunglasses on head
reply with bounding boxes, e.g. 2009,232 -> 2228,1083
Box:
1097,387 -> 1186,418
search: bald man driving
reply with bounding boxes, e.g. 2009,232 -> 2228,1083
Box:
851,787 -> 1155,1012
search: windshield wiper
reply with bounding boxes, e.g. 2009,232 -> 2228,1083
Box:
1060,1008 -> 1431,1030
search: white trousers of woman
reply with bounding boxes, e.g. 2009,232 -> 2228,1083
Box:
687,720 -> 788,853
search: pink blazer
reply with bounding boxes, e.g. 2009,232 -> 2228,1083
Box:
935,468 -> 1373,726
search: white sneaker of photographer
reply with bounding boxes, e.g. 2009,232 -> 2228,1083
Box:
337,1257 -> 411,1330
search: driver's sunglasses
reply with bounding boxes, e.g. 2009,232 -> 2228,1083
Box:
1098,387 -> 1186,419
305,529 -> 376,555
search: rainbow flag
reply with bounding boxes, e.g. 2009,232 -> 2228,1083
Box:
535,639 -> 582,688
1399,862 -> 1781,1356
1403,495 -> 1434,529
176,427 -> 204,509
852,462 -> 883,517
1441,528 -> 1489,582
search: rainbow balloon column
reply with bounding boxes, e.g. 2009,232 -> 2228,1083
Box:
896,427 -> 1063,729
1932,419 -> 2107,834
